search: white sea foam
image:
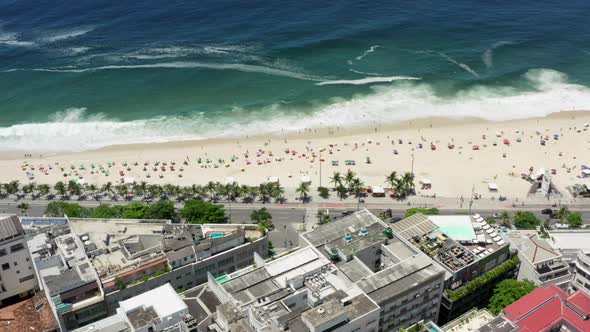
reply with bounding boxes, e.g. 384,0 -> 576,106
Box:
482,41 -> 516,68
355,45 -> 380,61
437,52 -> 480,77
1,69 -> 589,152
0,31 -> 34,47
42,27 -> 95,43
316,76 -> 420,86
3,61 -> 323,81
349,69 -> 381,76
64,47 -> 91,56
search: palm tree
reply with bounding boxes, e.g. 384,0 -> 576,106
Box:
344,170 -> 356,190
296,182 -> 310,203
116,184 -> 128,201
336,184 -> 348,200
136,181 -> 148,200
54,181 -> 67,200
5,180 -> 20,199
385,171 -> 398,190
22,183 -> 35,199
37,184 -> 51,199
68,181 -> 83,200
330,172 -> 342,189
258,183 -> 273,204
102,182 -> 113,199
350,178 -> 364,210
401,172 -> 415,194
16,202 -> 30,216
205,181 -> 217,201
147,184 -> 161,201
557,206 -> 570,223
271,183 -> 286,203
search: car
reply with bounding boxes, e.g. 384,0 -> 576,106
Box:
390,217 -> 402,223
541,208 -> 553,215
342,210 -> 355,216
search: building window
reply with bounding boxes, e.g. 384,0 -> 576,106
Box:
19,275 -> 34,283
10,243 -> 24,253
0,249 -> 6,257
1,263 -> 9,271
13,261 -> 17,266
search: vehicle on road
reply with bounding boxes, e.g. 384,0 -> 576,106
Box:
390,217 -> 402,223
342,210 -> 355,216
542,208 -> 553,215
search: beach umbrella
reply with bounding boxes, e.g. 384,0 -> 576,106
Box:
107,162 -> 112,167
91,164 -> 95,168
70,164 -> 75,169
217,158 -> 222,162
196,157 -> 202,163
230,156 -> 235,162
205,157 -> 211,163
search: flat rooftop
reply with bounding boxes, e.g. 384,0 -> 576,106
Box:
303,209 -> 382,247
547,231 -> 590,251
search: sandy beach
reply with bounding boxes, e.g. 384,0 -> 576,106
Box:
2,111 -> 589,200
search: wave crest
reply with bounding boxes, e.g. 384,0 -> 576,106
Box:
1,69 -> 589,152
316,76 -> 421,86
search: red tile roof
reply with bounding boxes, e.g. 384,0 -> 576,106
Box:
502,285 -> 590,332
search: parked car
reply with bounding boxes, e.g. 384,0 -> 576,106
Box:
390,217 -> 402,223
342,210 -> 355,216
541,208 -> 553,215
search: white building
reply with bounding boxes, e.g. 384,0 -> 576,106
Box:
0,214 -> 37,305
72,283 -> 191,332
547,230 -> 590,294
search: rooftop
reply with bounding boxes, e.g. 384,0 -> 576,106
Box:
547,231 -> 590,251
0,214 -> 24,241
507,231 -> 561,264
0,291 -> 58,332
503,285 -> 590,332
119,283 -> 188,323
441,308 -> 496,332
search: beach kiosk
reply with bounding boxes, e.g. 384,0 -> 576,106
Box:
300,175 -> 311,185
487,182 -> 498,192
372,186 -> 385,197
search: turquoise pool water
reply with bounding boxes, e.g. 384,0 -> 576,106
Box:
429,216 -> 476,241
210,232 -> 224,239
215,274 -> 230,283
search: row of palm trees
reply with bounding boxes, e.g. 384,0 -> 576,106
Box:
329,170 -> 415,199
0,171 -> 417,204
0,180 -> 287,204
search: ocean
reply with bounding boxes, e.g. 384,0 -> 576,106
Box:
1,0 -> 590,151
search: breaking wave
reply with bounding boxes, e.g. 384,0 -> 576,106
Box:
41,27 -> 95,43
482,41 -> 516,68
1,69 -> 589,152
316,76 -> 421,86
2,61 -> 323,81
355,45 -> 380,61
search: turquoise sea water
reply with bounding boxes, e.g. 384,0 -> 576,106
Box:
1,1 -> 590,151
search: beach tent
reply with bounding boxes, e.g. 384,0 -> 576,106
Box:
583,169 -> 590,178
225,177 -> 236,185
124,177 -> 135,185
372,186 -> 385,197
267,176 -> 279,183
488,182 -> 498,191
300,175 -> 311,184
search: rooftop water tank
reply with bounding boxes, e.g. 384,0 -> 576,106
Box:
359,227 -> 368,236
344,233 -> 352,242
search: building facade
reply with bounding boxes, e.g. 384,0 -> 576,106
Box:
0,214 -> 38,305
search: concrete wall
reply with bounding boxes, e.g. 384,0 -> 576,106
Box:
0,234 -> 38,304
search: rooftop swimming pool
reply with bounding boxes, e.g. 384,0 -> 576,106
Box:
428,216 -> 476,241
210,232 -> 224,239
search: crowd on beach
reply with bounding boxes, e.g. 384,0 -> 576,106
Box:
4,114 -> 590,200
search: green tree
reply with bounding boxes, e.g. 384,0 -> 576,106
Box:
267,240 -> 275,257
488,279 -> 535,315
344,170 -> 356,190
114,277 -> 127,290
144,201 -> 178,222
330,172 -> 342,188
44,201 -> 88,218
404,208 -> 439,218
385,171 -> 398,189
54,181 -> 67,199
335,184 -> 348,200
317,186 -> 330,199
557,206 -> 570,223
16,202 -> 30,216
181,199 -> 225,224
250,207 -> 272,224
567,212 -> 583,229
499,211 -> 511,227
296,182 -> 310,203
513,211 -> 540,229
91,204 -> 120,218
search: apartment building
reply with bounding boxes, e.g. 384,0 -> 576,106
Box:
0,214 -> 38,305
